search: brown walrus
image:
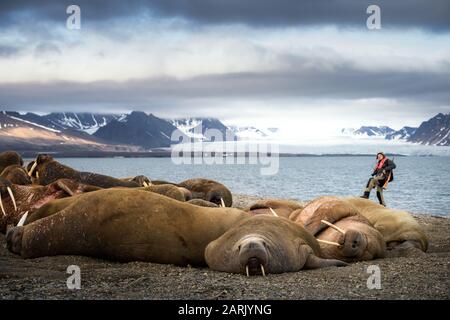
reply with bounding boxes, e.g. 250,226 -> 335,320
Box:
1,165 -> 32,185
0,151 -> 23,174
7,189 -> 248,265
0,177 -> 100,233
205,215 -> 348,276
187,199 -> 219,207
344,197 -> 428,251
246,199 -> 305,219
178,178 -> 232,207
289,196 -> 385,262
28,154 -> 144,188
141,184 -> 187,202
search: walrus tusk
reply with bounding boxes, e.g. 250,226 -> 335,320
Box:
36,171 -> 39,179
143,181 -> 149,187
260,265 -> 266,277
220,198 -> 225,208
317,239 -> 342,247
17,211 -> 28,227
321,220 -> 346,235
28,162 -> 37,177
0,194 -> 6,216
269,207 -> 278,217
7,187 -> 17,211
245,265 -> 249,277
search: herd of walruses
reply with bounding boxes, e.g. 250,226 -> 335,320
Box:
1,151 -> 428,276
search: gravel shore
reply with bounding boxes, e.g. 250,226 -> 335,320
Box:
1,194 -> 449,300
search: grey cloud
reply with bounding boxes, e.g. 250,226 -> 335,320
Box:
1,0 -> 449,31
1,66 -> 449,114
0,45 -> 21,57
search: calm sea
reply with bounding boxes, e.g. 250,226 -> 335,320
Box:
31,156 -> 450,216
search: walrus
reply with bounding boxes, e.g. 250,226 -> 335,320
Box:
7,189 -> 248,265
289,196 -> 385,262
178,178 -> 232,207
0,151 -> 23,174
344,197 -> 428,251
246,199 -> 305,219
121,175 -> 152,187
141,184 -> 186,202
1,165 -> 32,185
187,199 -> 219,207
205,215 -> 348,276
28,154 -> 144,188
0,177 -> 100,233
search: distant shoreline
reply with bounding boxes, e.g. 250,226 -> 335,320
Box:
12,150 -> 416,158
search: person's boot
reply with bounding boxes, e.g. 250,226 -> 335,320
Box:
360,191 -> 370,199
376,191 -> 386,207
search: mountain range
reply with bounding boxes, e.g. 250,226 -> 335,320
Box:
342,113 -> 450,146
0,110 -> 449,153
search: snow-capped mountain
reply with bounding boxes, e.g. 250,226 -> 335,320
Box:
408,113 -> 450,146
385,126 -> 417,140
170,117 -> 236,141
1,111 -> 122,134
0,111 -> 135,152
95,111 -> 182,149
353,126 -> 395,137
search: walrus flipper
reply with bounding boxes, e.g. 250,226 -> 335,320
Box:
300,245 -> 348,269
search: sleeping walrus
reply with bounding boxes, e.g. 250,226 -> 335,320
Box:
289,196 -> 385,262
0,177 -> 100,233
178,178 -> 232,207
27,154 -> 146,188
205,215 -> 348,276
0,151 -> 23,174
1,165 -> 32,185
344,197 -> 428,251
7,189 -> 247,265
246,199 -> 305,218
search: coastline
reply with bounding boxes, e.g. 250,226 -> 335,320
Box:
0,194 -> 449,300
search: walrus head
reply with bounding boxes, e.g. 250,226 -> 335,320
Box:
0,165 -> 32,185
205,215 -> 324,276
0,177 -> 17,216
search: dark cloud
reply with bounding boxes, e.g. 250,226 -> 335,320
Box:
0,45 -> 20,57
1,0 -> 449,31
1,66 -> 449,115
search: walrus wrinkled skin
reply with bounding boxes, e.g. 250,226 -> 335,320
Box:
0,151 -> 23,174
290,196 -> 385,262
178,178 -> 232,207
187,199 -> 219,207
29,154 -> 143,188
141,184 -> 186,202
246,199 -> 305,219
1,165 -> 32,185
205,215 -> 348,276
344,197 -> 428,251
0,177 -> 100,233
7,189 -> 248,265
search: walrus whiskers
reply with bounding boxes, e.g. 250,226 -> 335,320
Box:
17,211 -> 28,227
317,239 -> 342,247
261,265 -> 266,277
269,207 -> 278,217
321,220 -> 346,235
7,187 -> 17,211
0,194 -> 6,216
246,265 -> 249,277
28,162 -> 37,177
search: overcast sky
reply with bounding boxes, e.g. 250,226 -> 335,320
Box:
1,0 -> 450,135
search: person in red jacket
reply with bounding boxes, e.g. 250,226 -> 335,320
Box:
361,152 -> 396,206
